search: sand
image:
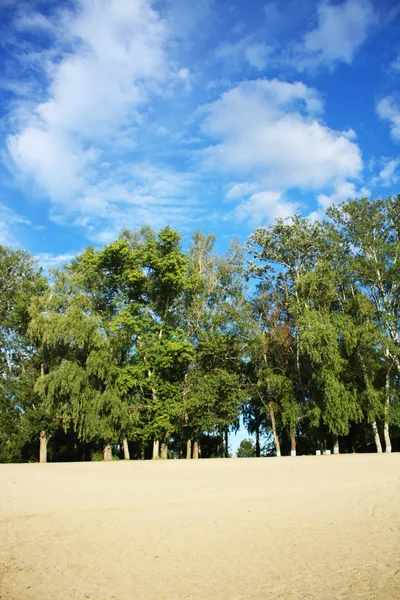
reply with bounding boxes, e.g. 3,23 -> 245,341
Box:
0,454 -> 399,600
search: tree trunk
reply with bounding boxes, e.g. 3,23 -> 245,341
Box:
333,437 -> 340,454
219,436 -> 224,458
39,431 -> 49,463
269,403 -> 281,457
384,422 -> 391,453
192,439 -> 199,459
255,426 -> 260,458
384,357 -> 392,453
161,442 -> 168,459
81,442 -> 88,462
290,426 -> 296,456
359,352 -> 383,454
262,338 -> 280,458
224,428 -> 229,458
122,437 -> 130,460
186,439 -> 192,459
152,438 -> 160,459
372,420 -> 383,453
103,441 -> 113,461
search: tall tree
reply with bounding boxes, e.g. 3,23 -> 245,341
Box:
180,236 -> 249,457
248,215 -> 324,455
0,246 -> 47,462
328,195 -> 400,452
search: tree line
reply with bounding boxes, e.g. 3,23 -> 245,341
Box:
1,195 -> 399,462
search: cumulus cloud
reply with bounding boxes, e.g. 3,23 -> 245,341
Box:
305,181 -> 370,222
317,181 -> 370,210
376,96 -> 400,142
7,0 -> 196,239
371,158 -> 400,187
295,0 -> 376,71
202,78 -> 361,188
4,0 -> 374,237
233,190 -> 300,224
200,78 -> 363,223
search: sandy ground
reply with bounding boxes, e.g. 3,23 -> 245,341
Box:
0,455 -> 399,600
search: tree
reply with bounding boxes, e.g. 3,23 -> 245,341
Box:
328,195 -> 400,452
2,198 -> 399,464
0,245 -> 47,462
29,258 -> 126,461
248,215 -> 324,455
295,258 -> 362,453
236,438 -> 256,458
179,235 -> 249,458
72,236 -> 148,459
129,226 -> 191,458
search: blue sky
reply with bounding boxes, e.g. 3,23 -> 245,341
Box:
0,0 -> 400,271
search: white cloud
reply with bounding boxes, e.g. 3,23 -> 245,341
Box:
51,162 -> 201,244
34,251 -> 77,272
296,0 -> 376,71
378,159 -> 400,186
371,158 -> 400,187
13,6 -> 60,35
215,37 -> 272,71
391,55 -> 400,72
317,181 -> 370,210
233,190 -> 300,224
200,78 -> 363,224
214,1 -> 376,76
201,79 -> 361,190
244,43 -> 271,70
8,127 -> 88,202
0,203 -> 30,246
226,182 -> 257,200
376,96 -> 400,142
7,0 -> 196,239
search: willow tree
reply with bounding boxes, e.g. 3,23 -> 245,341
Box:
343,290 -> 386,452
245,288 -> 291,457
29,259 -> 128,461
0,245 -> 48,462
248,215 -> 324,455
296,259 -> 362,453
71,236 -> 149,459
328,195 -> 400,452
179,236 -> 249,458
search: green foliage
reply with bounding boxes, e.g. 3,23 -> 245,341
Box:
0,245 -> 48,461
2,194 -> 400,462
236,438 -> 256,458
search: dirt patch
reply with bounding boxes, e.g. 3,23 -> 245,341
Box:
1,455 -> 399,599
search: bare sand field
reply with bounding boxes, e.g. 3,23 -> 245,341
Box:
1,455 -> 399,600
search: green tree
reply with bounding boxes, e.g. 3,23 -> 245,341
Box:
328,195 -> 400,452
295,258 -> 362,453
180,235 -> 249,458
0,245 -> 47,462
29,258 -> 128,461
248,215 -> 324,455
132,226 -> 191,458
236,438 -> 256,458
